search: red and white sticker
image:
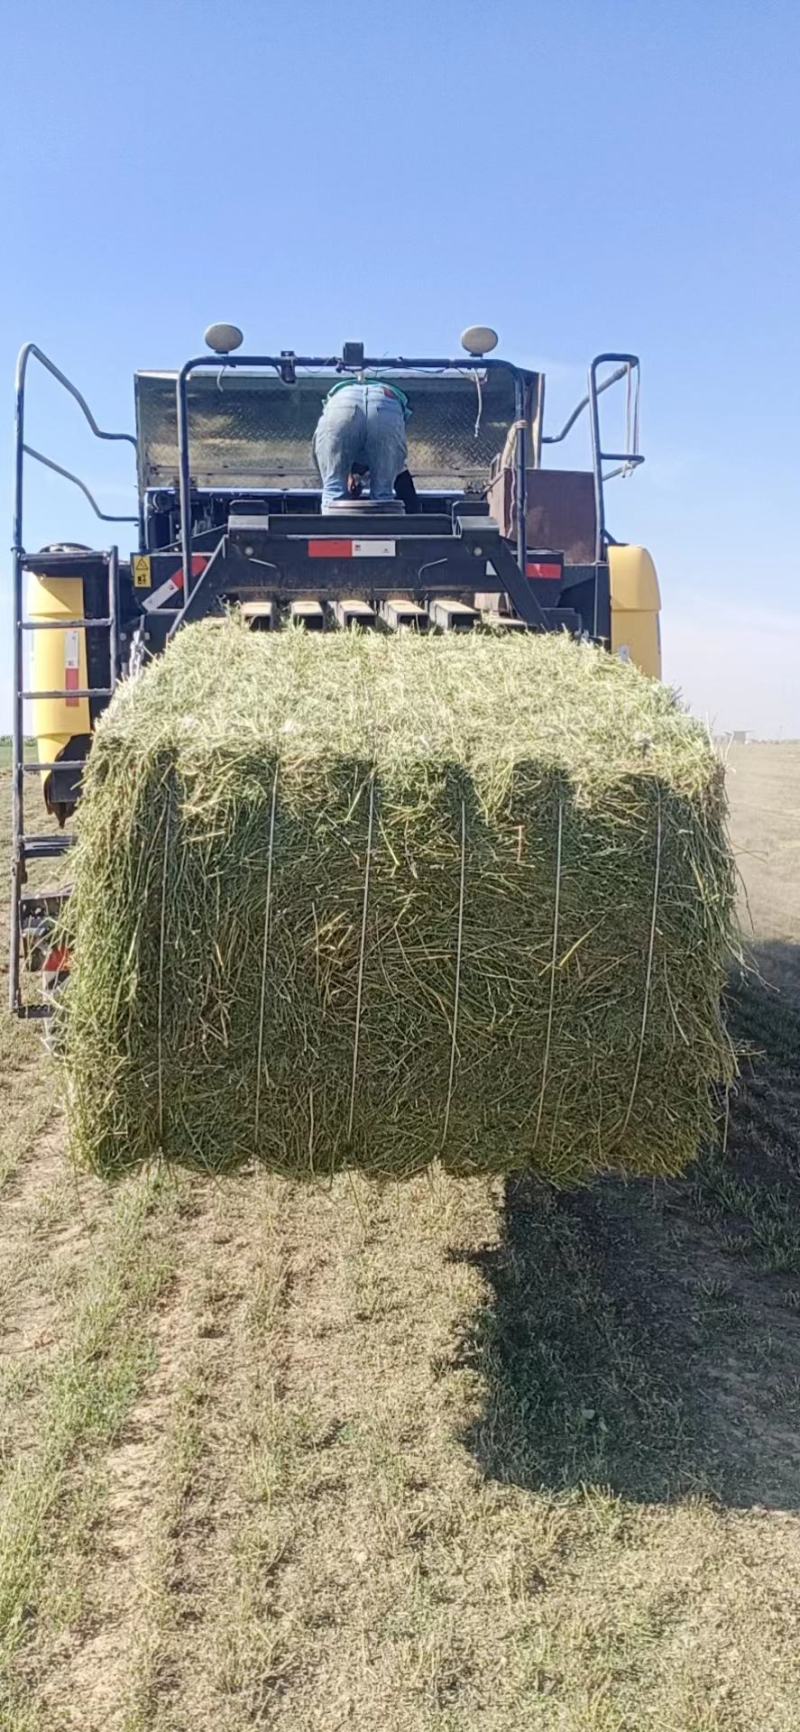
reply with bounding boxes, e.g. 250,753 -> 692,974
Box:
526,561 -> 562,581
64,629 -> 80,707
142,555 -> 208,613
307,539 -> 396,559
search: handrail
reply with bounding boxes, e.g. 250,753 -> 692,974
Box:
588,354 -> 643,562
541,361 -> 631,446
14,342 -> 137,554
22,445 -> 138,524
175,353 -> 533,599
539,352 -> 644,564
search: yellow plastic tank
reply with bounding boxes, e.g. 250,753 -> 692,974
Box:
608,545 -> 662,679
27,559 -> 90,804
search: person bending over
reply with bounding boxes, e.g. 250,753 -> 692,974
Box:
313,375 -> 410,512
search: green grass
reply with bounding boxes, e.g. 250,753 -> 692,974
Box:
0,740 -> 34,770
0,1175 -> 182,1719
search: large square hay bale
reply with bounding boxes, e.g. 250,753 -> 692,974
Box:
61,620 -> 735,1182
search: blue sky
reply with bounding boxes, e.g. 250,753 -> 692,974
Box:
2,0 -> 798,734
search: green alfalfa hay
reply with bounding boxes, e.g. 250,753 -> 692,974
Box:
59,618 -> 737,1183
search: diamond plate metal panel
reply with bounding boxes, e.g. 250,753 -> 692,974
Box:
135,369 -> 536,495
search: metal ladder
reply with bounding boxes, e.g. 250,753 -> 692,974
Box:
10,548 -> 121,1016
10,343 -> 138,1017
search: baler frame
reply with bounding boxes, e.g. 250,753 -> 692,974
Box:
9,338 -> 645,1017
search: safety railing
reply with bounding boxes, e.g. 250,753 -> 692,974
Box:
542,353 -> 644,562
13,343 -> 139,549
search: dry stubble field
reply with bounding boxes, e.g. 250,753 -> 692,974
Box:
0,742 -> 799,1732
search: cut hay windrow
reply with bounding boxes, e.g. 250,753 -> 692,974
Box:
60,619 -> 736,1183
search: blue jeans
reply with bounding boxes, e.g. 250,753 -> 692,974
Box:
313,384 -> 408,511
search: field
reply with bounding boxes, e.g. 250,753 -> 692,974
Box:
1,742 -> 799,1731
0,742 -> 34,770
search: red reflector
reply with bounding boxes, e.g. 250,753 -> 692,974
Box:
64,628 -> 80,708
308,540 -> 353,558
43,946 -> 70,977
526,561 -> 562,580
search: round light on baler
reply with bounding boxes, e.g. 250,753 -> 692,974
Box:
204,323 -> 244,355
460,325 -> 499,356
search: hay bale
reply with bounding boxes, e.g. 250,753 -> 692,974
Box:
61,619 -> 736,1183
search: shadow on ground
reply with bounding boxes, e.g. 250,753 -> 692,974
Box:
459,941 -> 800,1509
